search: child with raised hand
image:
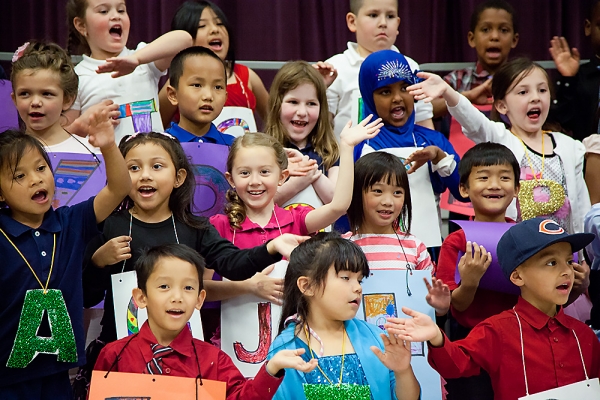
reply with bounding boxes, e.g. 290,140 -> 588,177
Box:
387,218 -> 600,399
93,244 -> 317,400
410,58 -> 591,234
0,110 -> 130,399
76,132 -> 307,397
265,61 -> 340,205
267,232 -> 420,400
159,0 -> 270,126
64,0 -> 193,142
10,41 -> 96,154
326,0 -> 434,140
356,50 -> 464,206
432,0 -> 519,118
343,151 -> 450,315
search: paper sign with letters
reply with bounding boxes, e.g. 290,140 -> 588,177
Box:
519,378 -> 600,399
89,370 -> 226,400
213,106 -> 257,138
112,271 -> 204,340
221,260 -> 287,377
355,269 -> 442,400
49,153 -> 106,208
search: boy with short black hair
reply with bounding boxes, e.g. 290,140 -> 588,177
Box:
326,0 -> 434,140
165,46 -> 234,145
387,218 -> 600,399
93,244 -> 317,400
433,0 -> 519,118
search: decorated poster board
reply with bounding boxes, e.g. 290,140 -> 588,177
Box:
362,147 -> 442,247
89,370 -> 226,400
181,142 -> 230,218
452,220 -> 519,295
355,269 -> 442,400
282,185 -> 331,232
213,106 -> 258,138
440,104 -> 492,216
221,260 -> 287,377
112,271 -> 204,340
49,152 -> 106,208
0,80 -> 19,131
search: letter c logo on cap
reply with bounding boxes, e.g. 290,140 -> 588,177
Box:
539,219 -> 564,235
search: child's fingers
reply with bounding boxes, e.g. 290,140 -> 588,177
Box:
370,345 -> 385,361
358,114 -> 373,126
423,277 -> 433,291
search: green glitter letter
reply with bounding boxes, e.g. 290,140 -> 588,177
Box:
7,289 -> 77,368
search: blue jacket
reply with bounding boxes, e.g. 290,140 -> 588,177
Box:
268,318 -> 404,400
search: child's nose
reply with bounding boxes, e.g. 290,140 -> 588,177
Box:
377,14 -> 388,27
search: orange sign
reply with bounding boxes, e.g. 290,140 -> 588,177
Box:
89,370 -> 226,400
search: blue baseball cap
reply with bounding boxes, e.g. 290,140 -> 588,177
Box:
497,218 -> 594,280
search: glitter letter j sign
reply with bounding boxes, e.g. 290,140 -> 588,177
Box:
7,289 -> 77,368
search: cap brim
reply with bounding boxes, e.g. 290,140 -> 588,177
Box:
543,232 -> 595,255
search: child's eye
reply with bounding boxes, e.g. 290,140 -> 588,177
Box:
379,90 -> 391,96
13,173 -> 25,181
184,285 -> 195,291
191,83 -> 201,88
372,188 -> 382,194
152,163 -> 163,170
308,101 -> 319,106
128,165 -> 140,172
481,27 -> 489,33
567,259 -> 574,266
501,175 -> 511,181
287,99 -> 298,105
37,165 -> 46,172
358,279 -> 364,285
158,284 -> 169,289
215,85 -> 224,90
198,24 -> 206,29
368,13 -> 378,18
517,90 -> 526,95
18,91 -> 29,97
539,88 -> 548,93
546,260 -> 557,267
261,169 -> 271,175
239,170 -> 250,176
478,176 -> 488,181
394,190 -> 403,195
118,7 -> 126,13
43,92 -> 55,97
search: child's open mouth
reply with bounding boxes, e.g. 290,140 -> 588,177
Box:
486,47 -> 502,59
138,186 -> 156,197
32,190 -> 48,203
378,210 -> 394,217
349,298 -> 360,307
291,120 -> 308,128
29,112 -> 44,119
199,105 -> 214,113
527,108 -> 541,120
556,282 -> 570,294
248,190 -> 265,197
167,309 -> 185,316
209,39 -> 223,51
483,194 -> 504,200
109,25 -> 122,38
390,106 -> 405,120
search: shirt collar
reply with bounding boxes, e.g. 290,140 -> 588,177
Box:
138,321 -> 194,358
474,62 -> 491,78
347,42 -> 400,65
0,207 -> 61,237
168,122 -> 223,144
237,205 -> 296,232
287,142 -> 313,152
514,296 -> 569,330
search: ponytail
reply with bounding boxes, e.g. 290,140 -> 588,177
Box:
224,188 -> 247,231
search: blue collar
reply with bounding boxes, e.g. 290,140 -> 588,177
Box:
166,122 -> 233,146
0,207 -> 61,237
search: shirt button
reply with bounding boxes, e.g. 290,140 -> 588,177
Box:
560,363 -> 564,368
41,251 -> 47,256
553,337 -> 558,342
165,367 -> 171,374
34,231 -> 40,237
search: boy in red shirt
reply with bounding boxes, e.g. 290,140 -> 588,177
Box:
93,244 -> 316,399
386,218 -> 600,399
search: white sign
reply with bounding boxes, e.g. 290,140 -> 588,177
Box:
213,107 -> 258,138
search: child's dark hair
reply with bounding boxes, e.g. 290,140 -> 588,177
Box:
135,244 -> 205,293
169,46 -> 226,90
347,152 -> 412,234
171,1 -> 236,78
66,0 -> 91,55
265,61 -> 339,171
278,232 -> 370,334
118,132 -> 207,230
458,142 -> 520,188
469,0 -> 519,34
589,0 -> 600,19
0,130 -> 52,207
225,133 -> 288,230
11,41 -> 78,104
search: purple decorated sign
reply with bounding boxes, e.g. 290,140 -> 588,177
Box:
453,220 -> 520,295
181,142 -> 230,218
49,152 -> 106,208
0,80 -> 19,131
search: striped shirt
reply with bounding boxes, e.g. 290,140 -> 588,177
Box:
342,232 -> 433,272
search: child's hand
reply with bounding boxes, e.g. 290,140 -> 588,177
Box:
285,150 -> 317,176
312,61 -> 338,87
462,78 -> 493,105
549,36 -> 580,77
96,55 -> 141,78
384,307 -> 440,343
266,233 -> 311,258
457,241 -> 492,288
339,115 -> 383,147
424,277 -> 450,316
407,72 -> 450,103
247,265 -> 284,305
371,333 -> 412,373
266,348 -> 318,376
87,108 -> 117,150
572,260 -> 590,293
404,145 -> 446,173
91,236 -> 132,268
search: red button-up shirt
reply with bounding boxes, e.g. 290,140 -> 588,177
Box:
428,297 -> 600,399
95,322 -> 282,400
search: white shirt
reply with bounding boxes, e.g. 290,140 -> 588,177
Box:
44,135 -> 98,154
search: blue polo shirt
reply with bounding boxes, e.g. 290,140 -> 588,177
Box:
287,142 -> 339,174
0,197 -> 98,387
166,122 -> 235,146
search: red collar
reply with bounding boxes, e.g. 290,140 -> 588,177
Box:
137,321 -> 194,358
237,205 -> 297,232
513,296 -> 569,330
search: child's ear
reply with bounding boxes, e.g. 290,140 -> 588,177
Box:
174,168 -> 187,188
513,183 -> 521,198
195,289 -> 206,311
509,268 -> 525,287
62,94 -> 76,112
585,19 -> 592,37
132,288 -> 148,309
346,12 -> 358,33
279,169 -> 290,186
225,171 -> 235,188
10,92 -> 16,106
458,182 -> 470,199
166,84 -> 179,107
494,100 -> 508,116
511,32 -> 519,49
297,276 -> 314,297
467,31 -> 476,48
73,17 -> 87,37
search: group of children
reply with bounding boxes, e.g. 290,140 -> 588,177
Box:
1,0 -> 600,399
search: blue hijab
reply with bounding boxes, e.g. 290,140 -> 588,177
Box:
355,50 -> 426,158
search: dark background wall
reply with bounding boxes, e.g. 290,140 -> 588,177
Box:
0,0 -> 593,82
